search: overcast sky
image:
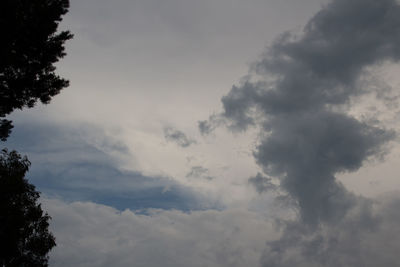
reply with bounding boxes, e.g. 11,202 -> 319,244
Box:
6,0 -> 400,266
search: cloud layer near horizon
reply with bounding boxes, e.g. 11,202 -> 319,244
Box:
43,197 -> 274,267
41,192 -> 400,267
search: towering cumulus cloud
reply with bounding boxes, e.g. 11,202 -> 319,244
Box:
201,0 -> 400,266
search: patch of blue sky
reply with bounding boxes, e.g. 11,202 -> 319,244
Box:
4,119 -> 215,212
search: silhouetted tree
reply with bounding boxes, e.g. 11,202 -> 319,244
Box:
0,0 -> 72,265
0,149 -> 56,267
0,0 -> 73,141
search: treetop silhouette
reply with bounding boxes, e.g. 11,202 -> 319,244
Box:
0,0 -> 73,141
0,0 -> 72,266
0,149 -> 56,266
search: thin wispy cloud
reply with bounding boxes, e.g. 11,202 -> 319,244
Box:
186,166 -> 214,180
164,126 -> 196,148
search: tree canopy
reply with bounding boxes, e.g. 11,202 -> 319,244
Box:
0,0 -> 72,265
0,0 -> 73,141
0,149 -> 56,267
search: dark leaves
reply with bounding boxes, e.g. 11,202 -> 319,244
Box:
0,149 -> 56,267
0,0 -> 73,141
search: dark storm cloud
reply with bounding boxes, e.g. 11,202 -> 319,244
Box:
219,0 -> 400,128
164,126 -> 196,147
206,0 -> 400,224
202,0 -> 400,265
5,121 -> 210,211
255,111 -> 393,224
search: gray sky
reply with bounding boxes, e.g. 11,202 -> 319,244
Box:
6,0 -> 400,266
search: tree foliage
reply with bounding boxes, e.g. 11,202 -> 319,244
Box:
0,0 -> 72,265
0,0 -> 73,141
0,149 -> 56,267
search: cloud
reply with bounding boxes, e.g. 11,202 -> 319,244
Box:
4,120 -> 212,211
186,166 -> 214,180
42,194 -> 400,267
202,0 -> 400,265
163,126 -> 196,147
43,197 -> 275,267
255,111 -> 393,225
260,193 -> 400,267
198,114 -> 225,135
206,0 -> 400,224
248,173 -> 277,194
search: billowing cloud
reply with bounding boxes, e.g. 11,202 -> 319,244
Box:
202,0 -> 400,265
261,194 -> 400,267
40,193 -> 400,267
43,197 -> 275,267
206,0 -> 400,223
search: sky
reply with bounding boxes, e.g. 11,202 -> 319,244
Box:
5,0 -> 400,266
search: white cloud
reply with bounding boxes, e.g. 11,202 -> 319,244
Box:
43,198 -> 277,267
